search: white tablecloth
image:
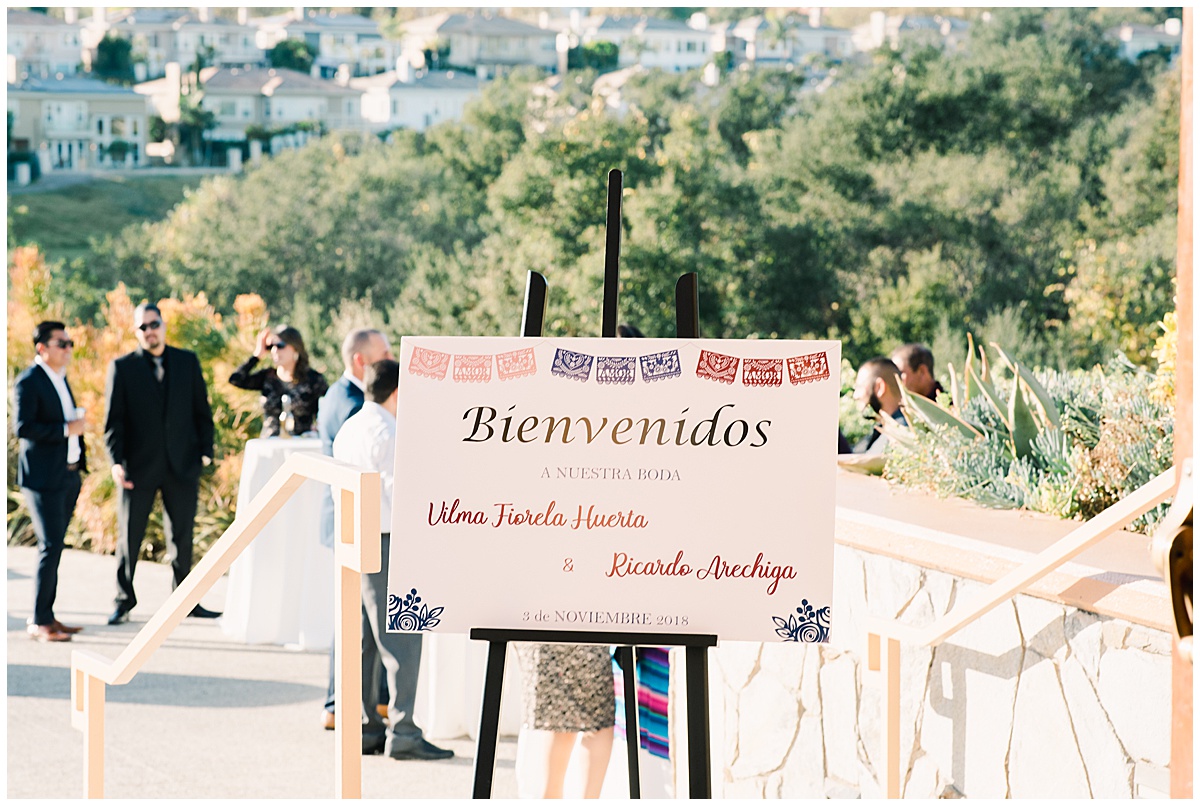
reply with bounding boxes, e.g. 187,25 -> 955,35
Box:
413,634 -> 524,740
220,437 -> 333,650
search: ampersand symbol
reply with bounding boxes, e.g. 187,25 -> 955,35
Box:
563,558 -> 574,572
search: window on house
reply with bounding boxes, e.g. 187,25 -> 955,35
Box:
219,100 -> 237,116
111,117 -> 125,136
132,118 -> 138,136
97,118 -> 104,134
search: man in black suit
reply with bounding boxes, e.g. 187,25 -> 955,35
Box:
14,321 -> 87,642
103,302 -> 218,625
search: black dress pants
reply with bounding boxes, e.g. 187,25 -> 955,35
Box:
23,470 -> 82,626
114,468 -> 199,608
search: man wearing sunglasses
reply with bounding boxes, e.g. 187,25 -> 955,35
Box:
103,302 -> 218,625
14,321 -> 87,642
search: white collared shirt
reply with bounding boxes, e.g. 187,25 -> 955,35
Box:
34,355 -> 81,464
332,401 -> 395,532
342,369 -> 366,393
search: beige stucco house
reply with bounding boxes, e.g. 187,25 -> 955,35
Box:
7,73 -> 150,170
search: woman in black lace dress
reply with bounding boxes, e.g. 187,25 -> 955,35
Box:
229,325 -> 328,437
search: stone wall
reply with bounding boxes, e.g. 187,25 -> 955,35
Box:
703,543 -> 1174,798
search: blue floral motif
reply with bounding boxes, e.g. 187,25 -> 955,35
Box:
773,599 -> 830,642
387,588 -> 444,632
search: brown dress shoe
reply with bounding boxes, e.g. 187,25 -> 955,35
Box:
28,624 -> 71,642
51,620 -> 83,634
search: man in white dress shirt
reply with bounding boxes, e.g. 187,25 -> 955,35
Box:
333,359 -> 453,761
14,321 -> 87,642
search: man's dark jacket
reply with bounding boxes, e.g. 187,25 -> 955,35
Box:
14,363 -> 87,490
104,345 -> 213,481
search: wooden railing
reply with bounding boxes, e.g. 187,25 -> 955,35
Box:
70,452 -> 380,799
865,467 -> 1178,798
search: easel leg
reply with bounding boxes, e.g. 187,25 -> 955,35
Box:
684,645 -> 712,798
473,640 -> 508,798
615,645 -> 641,798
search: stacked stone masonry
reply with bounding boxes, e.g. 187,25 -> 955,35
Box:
708,544 -> 1172,799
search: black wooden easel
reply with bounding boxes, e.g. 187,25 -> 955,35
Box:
470,170 -> 717,799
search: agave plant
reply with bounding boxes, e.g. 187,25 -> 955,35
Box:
900,333 -> 1062,463
886,333 -> 1174,530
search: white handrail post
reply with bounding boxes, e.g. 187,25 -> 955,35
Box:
881,634 -> 901,799
335,486 -> 363,799
71,661 -> 106,798
333,469 -> 380,799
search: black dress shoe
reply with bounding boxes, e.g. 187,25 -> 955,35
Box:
363,735 -> 386,755
188,605 -> 222,619
107,605 -> 132,625
386,738 -> 455,761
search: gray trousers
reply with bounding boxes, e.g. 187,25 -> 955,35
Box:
361,533 -> 425,751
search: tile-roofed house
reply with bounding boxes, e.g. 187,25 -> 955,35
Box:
398,12 -> 558,75
254,10 -> 397,78
7,9 -> 85,80
88,7 -> 265,81
7,73 -> 150,170
852,13 -> 970,53
200,66 -> 362,139
585,15 -> 713,72
350,63 -> 482,132
1107,19 -> 1183,62
720,15 -> 853,65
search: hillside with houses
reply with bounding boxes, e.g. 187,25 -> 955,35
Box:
7,6 -> 1182,175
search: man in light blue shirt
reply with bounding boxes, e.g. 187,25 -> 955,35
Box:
318,328 -> 391,728
333,359 -> 453,762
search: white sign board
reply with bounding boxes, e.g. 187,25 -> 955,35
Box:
388,336 -> 839,643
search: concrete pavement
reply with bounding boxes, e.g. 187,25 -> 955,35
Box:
6,545 -> 519,799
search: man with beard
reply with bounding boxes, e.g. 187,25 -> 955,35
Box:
104,302 -> 218,625
851,357 -> 908,454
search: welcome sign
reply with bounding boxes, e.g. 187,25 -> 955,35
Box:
388,336 -> 839,643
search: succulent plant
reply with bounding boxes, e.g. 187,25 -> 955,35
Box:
885,332 -> 1174,532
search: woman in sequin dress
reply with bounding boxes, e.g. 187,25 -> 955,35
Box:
229,325 -> 327,436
